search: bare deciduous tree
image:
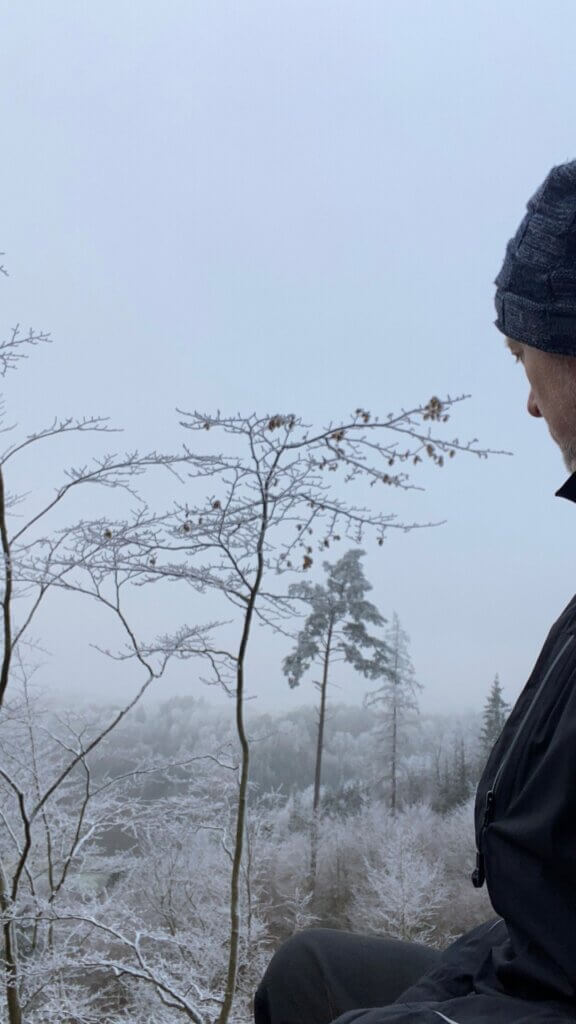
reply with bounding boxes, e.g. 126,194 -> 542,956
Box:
0,296 -> 215,1022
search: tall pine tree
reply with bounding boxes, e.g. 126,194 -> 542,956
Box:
480,674 -> 510,756
365,612 -> 422,813
283,548 -> 388,890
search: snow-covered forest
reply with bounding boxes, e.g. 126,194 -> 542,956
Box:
2,687 -> 497,1023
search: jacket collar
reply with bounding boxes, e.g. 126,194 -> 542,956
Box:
556,472 -> 576,503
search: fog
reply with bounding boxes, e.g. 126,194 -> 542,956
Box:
2,1 -> 576,715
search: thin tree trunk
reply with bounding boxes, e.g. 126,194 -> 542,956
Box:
310,619 -> 333,894
0,863 -> 22,1024
216,614 -> 252,1024
0,468 -> 13,710
391,701 -> 397,814
0,467 -> 20,1024
216,465 -> 271,1024
390,622 -> 399,814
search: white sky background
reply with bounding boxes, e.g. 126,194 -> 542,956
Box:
2,0 -> 576,716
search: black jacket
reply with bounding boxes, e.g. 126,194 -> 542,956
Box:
336,476 -> 576,1024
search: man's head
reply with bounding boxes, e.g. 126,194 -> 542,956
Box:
495,160 -> 576,471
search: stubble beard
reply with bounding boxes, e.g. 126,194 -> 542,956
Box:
560,440 -> 576,474
548,374 -> 576,473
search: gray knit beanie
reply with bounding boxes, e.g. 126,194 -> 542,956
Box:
494,160 -> 576,355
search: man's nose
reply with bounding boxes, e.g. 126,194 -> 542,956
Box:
527,389 -> 542,418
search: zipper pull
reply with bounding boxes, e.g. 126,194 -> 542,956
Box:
472,790 -> 495,889
471,851 -> 485,888
483,790 -> 495,827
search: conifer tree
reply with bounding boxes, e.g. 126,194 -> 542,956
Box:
453,735 -> 472,805
283,549 -> 388,889
433,735 -> 472,813
365,613 -> 422,813
480,674 -> 510,756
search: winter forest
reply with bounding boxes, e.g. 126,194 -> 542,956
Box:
0,271 -> 513,1024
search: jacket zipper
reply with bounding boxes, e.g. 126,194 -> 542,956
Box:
472,634 -> 574,889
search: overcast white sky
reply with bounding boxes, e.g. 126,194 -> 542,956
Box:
2,0 -> 576,716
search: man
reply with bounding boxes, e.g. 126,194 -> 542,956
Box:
255,159 -> 576,1024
